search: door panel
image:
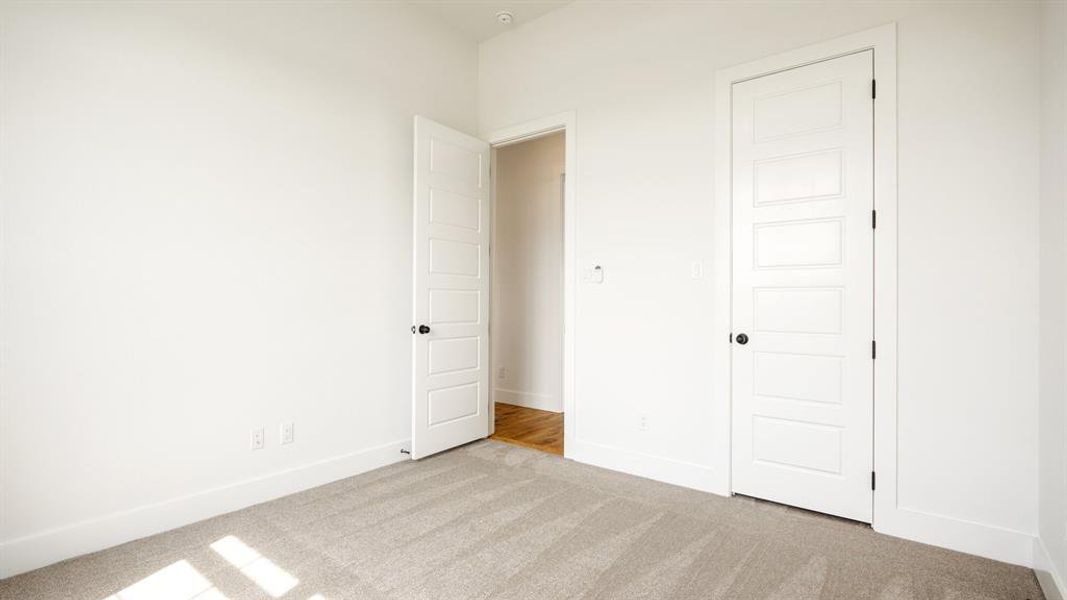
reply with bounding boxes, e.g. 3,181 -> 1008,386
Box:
731,51 -> 874,522
412,116 -> 490,459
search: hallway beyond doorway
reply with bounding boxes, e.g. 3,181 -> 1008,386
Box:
490,403 -> 563,455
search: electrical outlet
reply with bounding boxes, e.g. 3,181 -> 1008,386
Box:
250,427 -> 264,450
497,366 -> 507,381
638,415 -> 649,431
280,422 -> 294,445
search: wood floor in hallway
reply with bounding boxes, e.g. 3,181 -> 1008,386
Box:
489,402 -> 563,455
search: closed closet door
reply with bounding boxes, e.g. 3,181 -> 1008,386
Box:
730,50 -> 875,522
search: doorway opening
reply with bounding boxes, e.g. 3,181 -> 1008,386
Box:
410,112 -> 574,461
487,131 -> 565,456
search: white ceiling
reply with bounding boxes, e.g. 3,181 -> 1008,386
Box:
409,0 -> 571,42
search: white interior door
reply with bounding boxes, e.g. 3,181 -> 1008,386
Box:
730,51 -> 874,522
412,116 -> 490,459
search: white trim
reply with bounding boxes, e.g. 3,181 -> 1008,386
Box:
568,440 -> 721,493
488,142 -> 499,437
485,111 -> 577,460
495,388 -> 562,413
875,505 -> 1034,567
1035,536 -> 1067,600
486,113 -> 571,148
0,438 -> 410,579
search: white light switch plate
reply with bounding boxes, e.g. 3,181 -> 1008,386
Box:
691,261 -> 704,279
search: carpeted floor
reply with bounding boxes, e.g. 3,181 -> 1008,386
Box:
0,440 -> 1045,600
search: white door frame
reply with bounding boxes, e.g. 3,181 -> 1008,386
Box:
484,111 -> 577,459
712,24 -> 897,527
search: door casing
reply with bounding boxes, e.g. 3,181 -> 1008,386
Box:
712,23 -> 897,530
484,112 -> 578,458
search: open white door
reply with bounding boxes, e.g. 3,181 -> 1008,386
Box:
411,116 -> 491,459
730,51 -> 875,522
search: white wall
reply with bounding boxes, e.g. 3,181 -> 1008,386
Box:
0,0 -> 1052,580
1037,0 -> 1067,596
480,1 -> 1041,565
491,133 -> 565,413
0,1 -> 477,577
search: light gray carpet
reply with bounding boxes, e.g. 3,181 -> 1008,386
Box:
0,440 -> 1045,600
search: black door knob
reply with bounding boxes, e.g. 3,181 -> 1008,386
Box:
735,333 -> 749,345
416,324 -> 430,335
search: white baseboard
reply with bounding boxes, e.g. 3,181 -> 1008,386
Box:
873,505 -> 1035,567
495,388 -> 561,413
0,438 -> 410,579
566,438 -> 1045,570
4,435 -> 1049,585
569,439 -> 1040,572
568,439 -> 727,495
1035,536 -> 1067,600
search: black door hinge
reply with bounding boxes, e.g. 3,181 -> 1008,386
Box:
872,340 -> 877,360
871,79 -> 877,99
871,471 -> 876,490
872,210 -> 877,229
